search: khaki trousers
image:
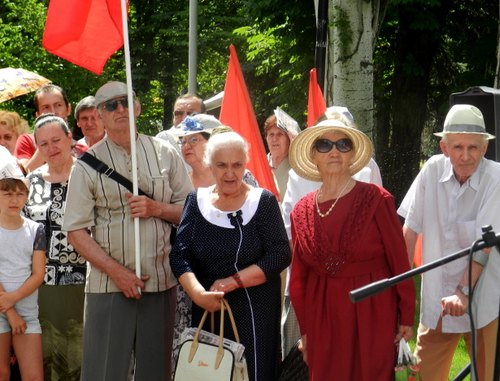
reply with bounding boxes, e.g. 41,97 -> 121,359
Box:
414,317 -> 498,381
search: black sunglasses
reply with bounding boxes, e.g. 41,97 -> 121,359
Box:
314,138 -> 353,153
103,98 -> 129,112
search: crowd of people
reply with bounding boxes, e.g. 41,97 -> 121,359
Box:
0,80 -> 498,381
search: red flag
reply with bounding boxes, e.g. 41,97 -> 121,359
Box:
307,68 -> 327,127
219,45 -> 279,199
42,0 -> 124,75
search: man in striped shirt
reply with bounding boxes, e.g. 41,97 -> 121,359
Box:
63,81 -> 193,381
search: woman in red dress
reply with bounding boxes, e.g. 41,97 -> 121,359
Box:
289,120 -> 415,380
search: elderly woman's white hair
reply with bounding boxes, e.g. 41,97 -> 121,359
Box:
203,131 -> 249,167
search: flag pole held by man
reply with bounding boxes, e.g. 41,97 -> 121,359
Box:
62,82 -> 193,380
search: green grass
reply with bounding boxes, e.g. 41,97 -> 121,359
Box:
409,276 -> 471,380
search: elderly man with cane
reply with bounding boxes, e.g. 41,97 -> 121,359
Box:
399,104 -> 500,381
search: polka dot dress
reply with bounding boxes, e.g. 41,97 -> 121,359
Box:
170,187 -> 291,381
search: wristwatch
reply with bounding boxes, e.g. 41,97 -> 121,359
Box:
457,285 -> 470,296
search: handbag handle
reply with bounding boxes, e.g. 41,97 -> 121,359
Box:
210,300 -> 240,343
188,299 -> 240,369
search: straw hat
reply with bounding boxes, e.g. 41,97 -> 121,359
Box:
289,120 -> 373,182
434,104 -> 495,139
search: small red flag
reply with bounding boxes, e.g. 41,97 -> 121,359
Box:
42,0 -> 124,75
219,45 -> 279,199
307,68 -> 327,127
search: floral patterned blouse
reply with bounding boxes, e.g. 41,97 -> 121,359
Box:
24,171 -> 86,286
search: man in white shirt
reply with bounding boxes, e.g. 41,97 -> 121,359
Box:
398,104 -> 500,381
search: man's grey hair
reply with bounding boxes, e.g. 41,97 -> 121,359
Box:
75,96 -> 96,121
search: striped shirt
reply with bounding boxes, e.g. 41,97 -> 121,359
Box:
62,134 -> 193,293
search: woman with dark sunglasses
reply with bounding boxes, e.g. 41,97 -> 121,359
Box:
288,120 -> 415,381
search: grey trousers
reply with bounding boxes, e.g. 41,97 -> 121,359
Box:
81,288 -> 177,381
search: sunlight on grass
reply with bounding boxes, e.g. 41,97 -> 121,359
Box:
409,276 -> 471,380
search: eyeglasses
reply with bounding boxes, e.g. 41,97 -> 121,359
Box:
103,98 -> 129,112
178,137 -> 202,146
314,138 -> 353,153
174,110 -> 198,118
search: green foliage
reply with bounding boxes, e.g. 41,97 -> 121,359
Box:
373,0 -> 498,205
378,0 -> 497,117
0,0 -> 246,135
127,0 -> 247,133
1,0 -> 498,177
235,0 -> 316,128
0,0 -> 314,136
0,0 -> 124,133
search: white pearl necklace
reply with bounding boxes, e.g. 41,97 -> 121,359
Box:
315,178 -> 352,218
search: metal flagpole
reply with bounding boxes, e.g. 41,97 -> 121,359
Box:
120,0 -> 142,291
188,0 -> 198,94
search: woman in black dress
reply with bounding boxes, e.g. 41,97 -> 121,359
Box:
170,131 -> 291,381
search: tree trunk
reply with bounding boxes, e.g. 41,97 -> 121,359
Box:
324,0 -> 388,137
494,0 -> 500,89
375,2 -> 450,205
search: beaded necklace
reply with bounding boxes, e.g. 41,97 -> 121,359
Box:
315,178 -> 352,218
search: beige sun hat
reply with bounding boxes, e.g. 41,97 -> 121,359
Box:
289,120 -> 373,182
434,104 -> 495,139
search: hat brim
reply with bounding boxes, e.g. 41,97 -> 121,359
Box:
182,129 -> 214,138
96,92 -> 128,108
433,131 -> 496,140
289,124 -> 373,182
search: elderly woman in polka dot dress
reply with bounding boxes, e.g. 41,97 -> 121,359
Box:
170,131 -> 291,381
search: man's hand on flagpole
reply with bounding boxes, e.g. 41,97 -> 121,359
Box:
126,192 -> 183,225
126,193 -> 156,219
68,229 -> 149,299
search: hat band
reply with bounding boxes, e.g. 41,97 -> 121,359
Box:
445,123 -> 488,134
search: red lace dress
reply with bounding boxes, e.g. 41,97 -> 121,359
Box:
290,182 -> 415,381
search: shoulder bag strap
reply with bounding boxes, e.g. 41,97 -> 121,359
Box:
79,152 -> 149,197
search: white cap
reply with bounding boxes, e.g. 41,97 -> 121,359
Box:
0,146 -> 25,180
